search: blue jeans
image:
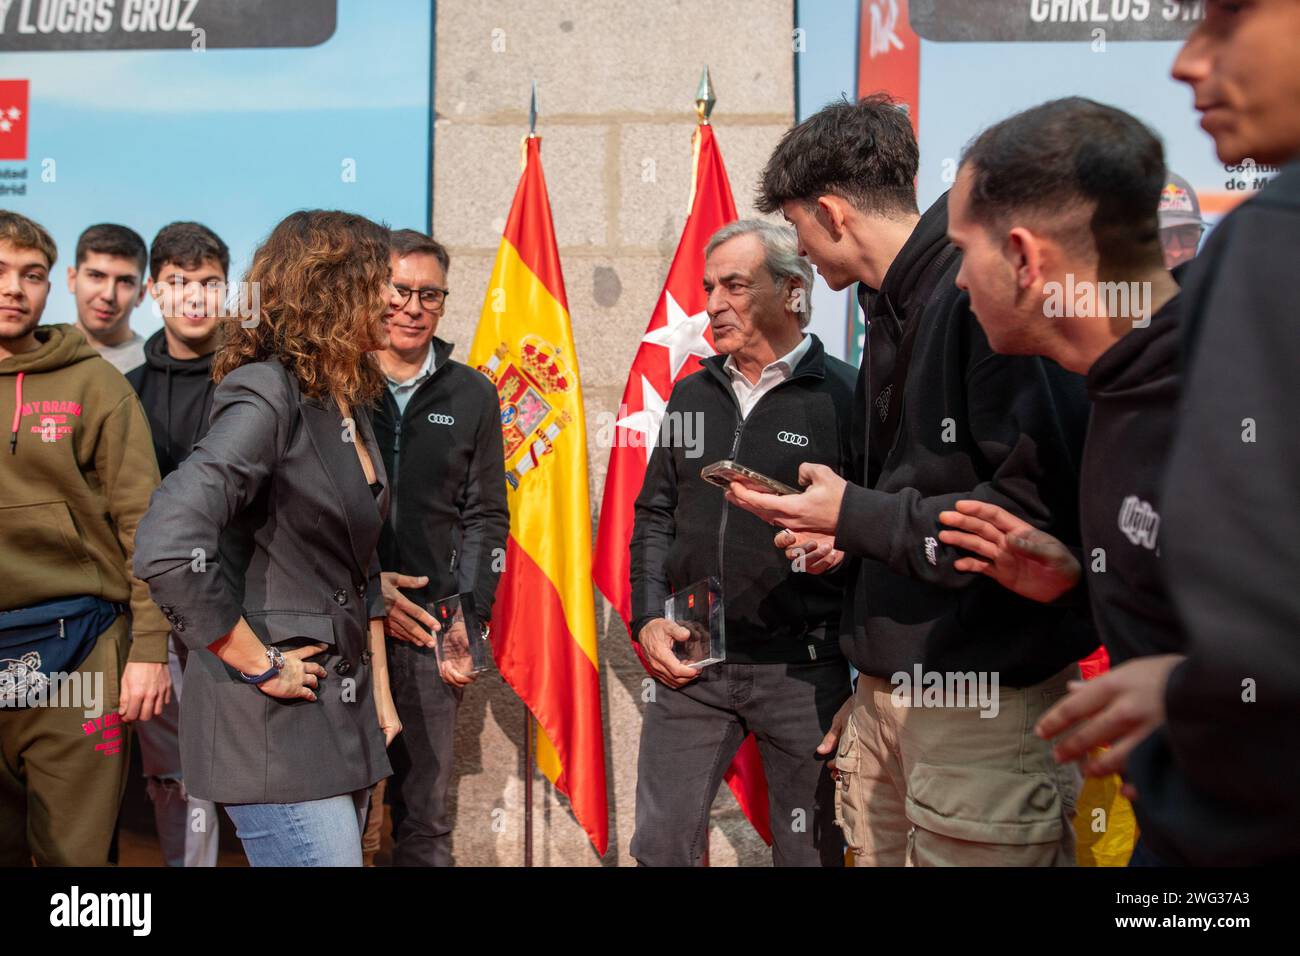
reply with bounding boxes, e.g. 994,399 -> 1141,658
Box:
225,790 -> 369,866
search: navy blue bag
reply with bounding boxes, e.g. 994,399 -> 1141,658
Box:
0,596 -> 122,706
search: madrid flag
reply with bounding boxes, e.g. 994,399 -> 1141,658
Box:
593,123 -> 772,845
470,135 -> 608,855
0,80 -> 29,162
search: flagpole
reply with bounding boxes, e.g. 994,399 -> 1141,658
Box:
695,66 -> 715,870
524,711 -> 533,867
522,78 -> 538,870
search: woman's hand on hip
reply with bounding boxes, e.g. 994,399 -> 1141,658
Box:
256,643 -> 329,702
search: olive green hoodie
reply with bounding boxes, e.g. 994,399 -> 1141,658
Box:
0,324 -> 168,662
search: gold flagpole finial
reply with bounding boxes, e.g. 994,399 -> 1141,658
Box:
694,66 -> 716,125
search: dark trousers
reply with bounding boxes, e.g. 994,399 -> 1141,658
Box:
386,639 -> 462,867
631,658 -> 850,867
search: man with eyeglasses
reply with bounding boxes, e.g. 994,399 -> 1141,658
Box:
1158,171 -> 1205,268
368,228 -> 510,866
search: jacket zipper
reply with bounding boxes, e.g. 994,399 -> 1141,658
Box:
391,398 -> 404,529
716,412 -> 746,603
389,351 -> 453,553
709,366 -> 822,611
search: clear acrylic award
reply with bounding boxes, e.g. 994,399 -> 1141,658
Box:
664,576 -> 725,669
428,592 -> 491,676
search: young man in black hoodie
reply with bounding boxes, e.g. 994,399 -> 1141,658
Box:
1032,0 -> 1300,867
732,96 -> 1094,866
937,99 -> 1184,864
126,221 -> 229,867
371,229 -> 510,866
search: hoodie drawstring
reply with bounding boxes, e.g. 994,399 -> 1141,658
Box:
9,371 -> 23,454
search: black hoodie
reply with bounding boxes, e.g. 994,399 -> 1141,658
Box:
1127,161 -> 1300,866
125,329 -> 217,478
835,192 -> 1096,687
1079,294 -> 1184,665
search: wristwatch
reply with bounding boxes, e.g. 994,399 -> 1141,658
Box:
239,646 -> 286,685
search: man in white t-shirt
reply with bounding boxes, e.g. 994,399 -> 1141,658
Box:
66,223 -> 148,374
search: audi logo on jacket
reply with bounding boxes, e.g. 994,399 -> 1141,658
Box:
630,334 -> 857,664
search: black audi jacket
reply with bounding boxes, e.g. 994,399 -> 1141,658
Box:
630,333 -> 857,664
371,338 -> 510,622
1079,293 -> 1184,665
836,193 -> 1096,687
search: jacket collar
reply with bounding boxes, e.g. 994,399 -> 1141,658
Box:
701,331 -> 827,392
375,336 -> 458,420
431,336 -> 455,367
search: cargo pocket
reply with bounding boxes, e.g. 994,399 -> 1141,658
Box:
1036,682 -> 1081,820
832,714 -> 867,854
905,762 -> 1065,847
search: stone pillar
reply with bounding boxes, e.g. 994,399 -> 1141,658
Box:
431,0 -> 796,866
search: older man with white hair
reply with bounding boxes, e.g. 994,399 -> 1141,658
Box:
628,219 -> 858,866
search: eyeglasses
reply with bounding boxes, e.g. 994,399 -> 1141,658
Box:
394,284 -> 449,311
1161,224 -> 1205,252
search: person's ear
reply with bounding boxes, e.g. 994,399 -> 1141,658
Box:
135,278 -> 148,306
785,276 -> 807,318
65,266 -> 76,295
1007,227 -> 1046,292
815,195 -> 849,239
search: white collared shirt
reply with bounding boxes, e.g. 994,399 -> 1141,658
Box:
385,343 -> 438,415
723,334 -> 812,419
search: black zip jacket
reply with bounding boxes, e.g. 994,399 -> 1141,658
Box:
630,333 -> 857,664
371,338 -> 510,621
1128,160 -> 1300,865
125,329 -> 216,477
1080,294 -> 1184,665
835,192 -> 1096,687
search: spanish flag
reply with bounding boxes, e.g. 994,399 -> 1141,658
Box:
469,135 -> 608,856
1073,646 -> 1137,865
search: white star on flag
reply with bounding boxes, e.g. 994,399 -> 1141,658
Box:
0,121 -> 9,133
614,375 -> 668,452
641,290 -> 713,379
6,108 -> 19,121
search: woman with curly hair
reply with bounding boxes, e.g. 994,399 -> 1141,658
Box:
134,210 -> 404,866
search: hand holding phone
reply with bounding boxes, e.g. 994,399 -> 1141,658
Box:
700,460 -> 800,496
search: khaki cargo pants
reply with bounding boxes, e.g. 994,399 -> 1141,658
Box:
834,666 -> 1080,866
0,616 -> 131,866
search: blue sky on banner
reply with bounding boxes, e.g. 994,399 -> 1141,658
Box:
4,0 -> 431,334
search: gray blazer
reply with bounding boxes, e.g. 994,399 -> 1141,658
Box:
134,359 -> 391,805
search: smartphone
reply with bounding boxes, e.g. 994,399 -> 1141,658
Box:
700,460 -> 800,496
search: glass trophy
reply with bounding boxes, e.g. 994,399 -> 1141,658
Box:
663,576 -> 725,669
428,592 -> 491,676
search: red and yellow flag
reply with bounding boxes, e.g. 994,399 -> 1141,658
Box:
470,135 -> 608,855
1074,646 -> 1138,865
